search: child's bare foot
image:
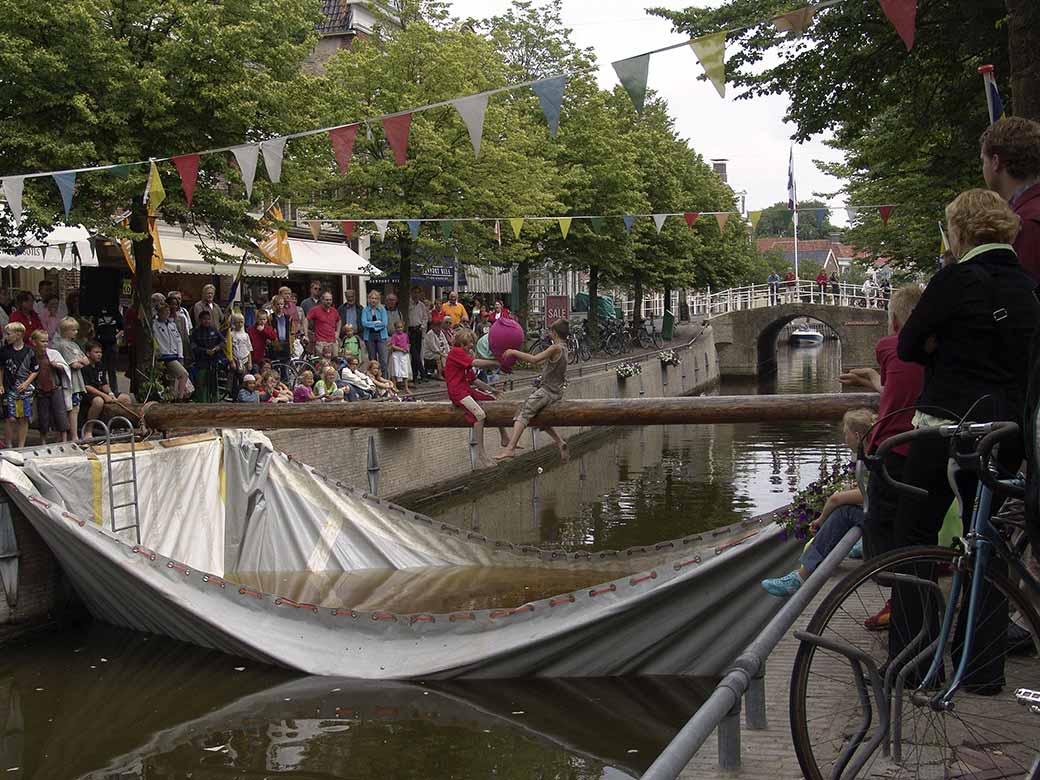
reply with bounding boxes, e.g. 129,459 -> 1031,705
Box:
494,448 -> 516,461
558,442 -> 570,463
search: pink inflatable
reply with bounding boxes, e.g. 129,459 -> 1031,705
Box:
488,316 -> 525,372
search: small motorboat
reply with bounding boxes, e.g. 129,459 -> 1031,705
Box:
789,328 -> 824,346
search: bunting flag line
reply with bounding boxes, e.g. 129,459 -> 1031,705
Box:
689,32 -> 726,98
2,177 -> 24,222
256,205 -> 293,266
261,137 -> 288,184
382,114 -> 413,166
509,217 -> 524,239
749,210 -> 764,231
879,205 -> 895,226
846,207 -> 860,221
772,6 -> 817,37
340,220 -> 355,241
57,243 -> 66,261
979,65 -> 1005,125
407,219 -> 421,239
109,165 -> 132,179
590,216 -> 606,234
653,214 -> 668,234
231,145 -> 260,200
494,219 -> 501,246
623,215 -> 636,233
714,212 -> 730,232
144,160 -> 166,213
939,220 -> 949,255
307,220 -> 321,240
454,94 -> 489,158
53,172 -> 76,218
440,221 -> 453,239
532,76 -> 567,138
612,54 -> 650,114
329,124 -> 360,175
172,155 -> 200,210
684,212 -> 700,228
878,0 -> 917,52
558,217 -> 572,239
374,219 -> 389,240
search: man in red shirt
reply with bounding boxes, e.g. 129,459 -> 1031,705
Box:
305,291 -> 341,357
9,292 -> 43,336
981,117 -> 1040,281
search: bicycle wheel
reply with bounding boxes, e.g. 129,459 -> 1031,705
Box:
567,336 -> 579,365
602,332 -> 620,356
579,340 -> 592,362
790,545 -> 1040,780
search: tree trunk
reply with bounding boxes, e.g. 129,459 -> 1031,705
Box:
516,260 -> 530,331
1007,0 -> 1040,120
398,235 -> 412,324
632,277 -> 644,330
129,204 -> 154,398
662,282 -> 673,320
588,266 -> 599,337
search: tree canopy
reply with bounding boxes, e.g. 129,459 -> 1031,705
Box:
753,199 -> 839,240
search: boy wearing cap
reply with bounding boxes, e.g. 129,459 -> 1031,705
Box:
237,374 -> 260,403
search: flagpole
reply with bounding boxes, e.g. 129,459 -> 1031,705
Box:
979,64 -> 996,125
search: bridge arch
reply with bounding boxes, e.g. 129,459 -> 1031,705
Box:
710,302 -> 888,378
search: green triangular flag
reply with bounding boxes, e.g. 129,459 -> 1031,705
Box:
689,32 -> 726,98
109,164 -> 133,179
440,221 -> 453,239
612,54 -> 650,113
589,216 -> 606,234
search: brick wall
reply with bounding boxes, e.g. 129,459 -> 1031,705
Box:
268,328 -> 719,500
0,501 -> 68,635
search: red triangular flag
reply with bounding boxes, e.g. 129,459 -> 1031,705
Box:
879,205 -> 895,226
340,220 -> 354,241
382,114 -> 413,167
172,154 -> 200,210
684,212 -> 700,228
329,124 -> 359,175
878,0 -> 917,52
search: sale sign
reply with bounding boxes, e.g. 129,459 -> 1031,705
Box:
545,295 -> 569,328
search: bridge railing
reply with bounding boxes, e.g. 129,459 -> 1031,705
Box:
688,280 -> 886,317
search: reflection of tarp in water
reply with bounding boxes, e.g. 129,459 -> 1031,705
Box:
0,430 -> 799,678
1,625 -> 712,780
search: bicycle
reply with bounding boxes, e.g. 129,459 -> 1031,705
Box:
790,421 -> 1040,779
600,318 -> 627,356
568,321 -> 593,363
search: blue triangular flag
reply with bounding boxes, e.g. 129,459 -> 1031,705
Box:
53,171 -> 76,218
532,76 -> 567,138
815,209 -> 827,231
989,81 -> 1005,124
623,215 -> 636,232
407,219 -> 421,240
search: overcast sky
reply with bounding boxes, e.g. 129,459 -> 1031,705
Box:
444,0 -> 847,222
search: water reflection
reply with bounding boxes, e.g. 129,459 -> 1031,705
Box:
422,342 -> 849,550
0,625 -> 711,780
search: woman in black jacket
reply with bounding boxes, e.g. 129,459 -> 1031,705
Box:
893,188 -> 1039,689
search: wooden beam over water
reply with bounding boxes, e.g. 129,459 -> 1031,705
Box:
112,393 -> 880,431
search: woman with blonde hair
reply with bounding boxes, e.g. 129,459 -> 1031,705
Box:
892,188 -> 1039,687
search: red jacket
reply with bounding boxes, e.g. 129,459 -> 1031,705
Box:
1012,183 -> 1040,283
10,309 -> 43,336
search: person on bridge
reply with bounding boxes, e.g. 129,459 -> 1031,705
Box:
761,409 -> 875,597
783,269 -> 796,303
815,270 -> 829,302
767,271 -> 781,306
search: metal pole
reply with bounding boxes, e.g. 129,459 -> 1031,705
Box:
366,435 -> 380,495
468,427 -> 477,470
718,699 -> 742,771
746,664 -> 768,730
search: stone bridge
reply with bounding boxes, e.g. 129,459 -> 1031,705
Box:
709,302 -> 888,377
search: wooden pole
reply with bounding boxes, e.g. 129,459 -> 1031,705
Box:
115,393 -> 879,432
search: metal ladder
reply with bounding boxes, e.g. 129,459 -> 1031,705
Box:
81,417 -> 141,545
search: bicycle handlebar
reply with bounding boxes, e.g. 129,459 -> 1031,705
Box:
975,422 -> 1025,498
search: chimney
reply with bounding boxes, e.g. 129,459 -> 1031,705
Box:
711,159 -> 728,183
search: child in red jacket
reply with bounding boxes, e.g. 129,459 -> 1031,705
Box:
445,329 -> 507,468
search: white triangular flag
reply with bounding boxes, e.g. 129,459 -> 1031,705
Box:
373,219 -> 389,240
261,137 -> 288,184
2,176 -> 24,223
846,207 -> 860,222
231,144 -> 260,199
653,214 -> 669,234
58,243 -> 67,260
453,94 -> 490,158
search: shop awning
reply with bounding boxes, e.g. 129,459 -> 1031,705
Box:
463,264 -> 512,293
0,224 -> 98,271
156,224 -> 287,278
368,264 -> 467,287
285,239 -> 373,277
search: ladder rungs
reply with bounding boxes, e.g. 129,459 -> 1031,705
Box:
112,502 -> 138,510
109,457 -> 136,464
110,480 -> 136,487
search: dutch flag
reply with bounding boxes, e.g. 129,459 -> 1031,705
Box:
787,145 -> 797,211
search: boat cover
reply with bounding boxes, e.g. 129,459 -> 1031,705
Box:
0,431 -> 798,678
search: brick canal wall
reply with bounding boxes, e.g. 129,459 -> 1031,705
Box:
267,326 -> 720,501
0,497 -> 69,640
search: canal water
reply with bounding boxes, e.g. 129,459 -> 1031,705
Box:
1,342 -> 845,780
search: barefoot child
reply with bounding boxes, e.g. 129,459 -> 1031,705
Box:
445,329 -> 508,467
496,318 -> 570,462
388,319 -> 412,393
0,322 -> 38,448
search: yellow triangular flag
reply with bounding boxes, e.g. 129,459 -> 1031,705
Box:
307,220 -> 321,240
144,160 -> 166,215
939,222 -> 949,255
119,216 -> 164,272
258,205 -> 293,266
558,217 -> 572,240
749,210 -> 763,232
772,6 -> 816,37
509,218 -> 524,240
689,32 -> 726,98
715,212 -> 731,233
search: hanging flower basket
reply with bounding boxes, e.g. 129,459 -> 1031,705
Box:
772,461 -> 854,541
615,362 -> 642,379
658,349 -> 681,367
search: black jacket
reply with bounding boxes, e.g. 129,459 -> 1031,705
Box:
898,246 -> 1039,422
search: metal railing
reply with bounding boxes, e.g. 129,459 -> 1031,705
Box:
641,526 -> 863,780
688,281 -> 888,317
